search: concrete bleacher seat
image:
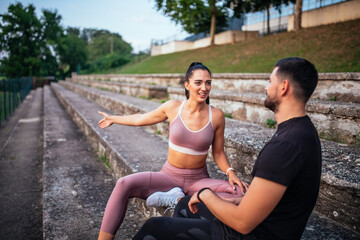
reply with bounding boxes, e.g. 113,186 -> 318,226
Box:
69,72 -> 360,103
169,87 -> 360,145
54,81 -> 359,237
67,76 -> 360,145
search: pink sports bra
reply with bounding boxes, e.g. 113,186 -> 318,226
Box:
169,101 -> 214,155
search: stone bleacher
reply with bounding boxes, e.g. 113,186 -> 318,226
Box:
53,76 -> 359,238
68,73 -> 360,145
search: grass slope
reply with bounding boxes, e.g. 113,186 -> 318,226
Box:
116,19 -> 360,74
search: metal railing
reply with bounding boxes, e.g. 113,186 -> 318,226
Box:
0,77 -> 33,126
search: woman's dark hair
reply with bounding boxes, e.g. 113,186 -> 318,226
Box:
184,62 -> 211,104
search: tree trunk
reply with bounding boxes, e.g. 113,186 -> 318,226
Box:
278,9 -> 281,32
294,0 -> 303,31
210,0 -> 216,47
266,6 -> 270,35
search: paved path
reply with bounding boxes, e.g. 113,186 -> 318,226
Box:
0,87 -> 145,239
43,85 -> 144,239
0,88 -> 43,240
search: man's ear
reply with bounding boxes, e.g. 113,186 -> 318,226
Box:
280,79 -> 290,96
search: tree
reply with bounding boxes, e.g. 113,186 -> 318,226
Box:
0,3 -> 43,77
87,31 -> 132,62
0,3 -> 64,77
66,27 -> 81,37
41,9 -> 64,76
57,33 -> 88,75
154,0 -> 229,47
293,0 -> 303,31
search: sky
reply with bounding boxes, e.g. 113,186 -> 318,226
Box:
0,0 -> 190,53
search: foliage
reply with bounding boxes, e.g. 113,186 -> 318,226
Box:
99,154 -> 111,169
57,33 -> 88,76
0,3 -> 45,77
355,128 -> 360,148
319,127 -> 341,143
87,31 -> 132,62
224,113 -> 233,118
70,27 -> 133,73
86,53 -> 131,73
154,0 -> 228,35
0,3 -> 134,78
265,118 -> 277,129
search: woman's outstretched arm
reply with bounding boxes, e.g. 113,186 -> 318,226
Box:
98,100 -> 176,129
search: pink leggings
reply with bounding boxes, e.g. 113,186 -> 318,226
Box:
100,161 -> 243,234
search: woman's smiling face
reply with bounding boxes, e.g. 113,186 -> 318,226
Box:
185,69 -> 212,103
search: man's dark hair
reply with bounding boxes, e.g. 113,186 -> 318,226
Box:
184,62 -> 211,104
275,57 -> 318,103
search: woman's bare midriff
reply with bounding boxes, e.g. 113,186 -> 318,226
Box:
167,148 -> 207,169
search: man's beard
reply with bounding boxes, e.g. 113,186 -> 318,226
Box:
264,94 -> 279,112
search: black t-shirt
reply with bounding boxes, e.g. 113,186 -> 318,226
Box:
251,116 -> 322,240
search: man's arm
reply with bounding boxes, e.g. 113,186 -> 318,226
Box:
189,177 -> 287,234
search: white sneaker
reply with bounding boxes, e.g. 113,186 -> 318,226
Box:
146,187 -> 185,208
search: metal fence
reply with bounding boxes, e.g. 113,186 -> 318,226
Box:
0,77 -> 33,126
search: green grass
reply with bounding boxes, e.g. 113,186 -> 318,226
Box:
99,154 -> 111,169
114,19 -> 360,74
224,113 -> 233,119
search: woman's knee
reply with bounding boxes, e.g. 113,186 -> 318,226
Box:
115,173 -> 151,191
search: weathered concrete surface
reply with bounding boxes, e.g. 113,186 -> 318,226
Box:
58,81 -> 360,233
43,85 -> 147,239
302,213 -> 359,239
66,77 -> 360,144
67,78 -> 168,99
69,72 -> 360,102
60,80 -> 170,139
0,88 -> 43,240
70,72 -> 184,87
169,87 -> 360,144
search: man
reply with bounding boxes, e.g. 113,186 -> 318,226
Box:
133,57 -> 322,240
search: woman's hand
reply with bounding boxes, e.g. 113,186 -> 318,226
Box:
228,171 -> 249,195
98,111 -> 113,129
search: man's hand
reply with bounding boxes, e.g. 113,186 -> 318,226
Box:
188,192 -> 201,214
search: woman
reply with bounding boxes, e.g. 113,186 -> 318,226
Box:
97,62 -> 248,240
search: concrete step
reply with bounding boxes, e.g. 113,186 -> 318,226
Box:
42,85 -> 146,239
169,87 -> 360,145
68,73 -> 184,87
69,72 -> 360,103
57,80 -> 359,236
66,77 -> 360,144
